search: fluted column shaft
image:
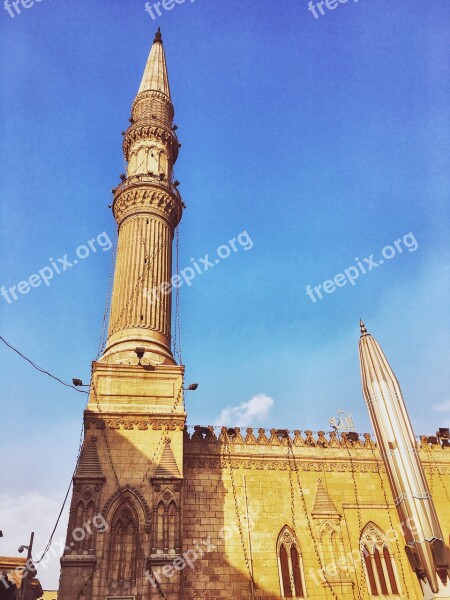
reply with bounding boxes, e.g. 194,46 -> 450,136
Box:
102,60 -> 182,364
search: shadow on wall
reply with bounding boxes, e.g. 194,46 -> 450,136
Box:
57,423 -> 275,600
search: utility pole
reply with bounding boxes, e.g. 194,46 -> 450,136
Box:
18,532 -> 34,600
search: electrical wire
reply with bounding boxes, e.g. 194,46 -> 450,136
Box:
0,335 -> 88,394
33,423 -> 85,564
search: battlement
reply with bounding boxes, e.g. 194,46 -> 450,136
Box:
185,426 -> 450,453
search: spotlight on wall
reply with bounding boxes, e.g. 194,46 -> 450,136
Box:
135,347 -> 145,365
72,378 -> 88,387
174,180 -> 180,187
119,174 -> 126,181
227,428 -> 237,438
346,432 -> 360,443
427,436 -> 439,445
183,383 -> 199,391
173,124 -> 178,131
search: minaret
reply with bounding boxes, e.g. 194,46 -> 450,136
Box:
358,321 -> 450,599
59,31 -> 185,600
103,26 -> 183,366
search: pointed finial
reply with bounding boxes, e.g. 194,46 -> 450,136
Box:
154,27 -> 162,44
360,319 -> 368,336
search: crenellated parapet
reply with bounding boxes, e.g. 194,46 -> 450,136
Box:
185,425 -> 450,454
185,426 -> 378,448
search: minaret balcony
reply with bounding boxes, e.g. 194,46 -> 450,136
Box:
112,173 -> 183,227
115,172 -> 182,201
122,118 -> 180,163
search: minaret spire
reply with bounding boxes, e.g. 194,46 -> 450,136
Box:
138,28 -> 171,97
358,322 -> 450,598
102,31 -> 182,364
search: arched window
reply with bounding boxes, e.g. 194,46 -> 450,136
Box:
167,501 -> 177,553
159,150 -> 168,176
108,502 -> 138,584
147,147 -> 159,174
291,545 -> 304,597
157,502 -> 165,551
384,546 -> 399,595
82,501 -> 96,551
128,151 -> 137,175
277,526 -> 306,599
71,496 -> 97,553
360,522 -> 400,596
137,147 -> 147,174
319,520 -> 344,580
153,492 -> 179,555
363,545 -> 377,595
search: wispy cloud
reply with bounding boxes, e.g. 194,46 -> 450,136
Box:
215,394 -> 274,427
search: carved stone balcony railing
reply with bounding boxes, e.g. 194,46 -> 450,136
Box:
114,173 -> 182,203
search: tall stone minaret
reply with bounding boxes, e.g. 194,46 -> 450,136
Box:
358,321 -> 450,600
59,30 -> 185,600
104,26 -> 183,366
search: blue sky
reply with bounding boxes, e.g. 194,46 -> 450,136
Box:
0,0 -> 449,588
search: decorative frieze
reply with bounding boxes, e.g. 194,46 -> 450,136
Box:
123,121 -> 179,161
183,456 -> 387,473
85,417 -> 185,431
113,185 -> 182,226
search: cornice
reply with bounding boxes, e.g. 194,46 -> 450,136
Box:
123,121 -> 179,161
84,415 -> 185,431
112,184 -> 182,227
183,455 -> 387,474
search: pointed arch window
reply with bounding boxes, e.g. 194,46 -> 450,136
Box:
360,522 -> 400,597
277,526 -> 306,599
153,493 -> 179,554
136,146 -> 147,174
147,146 -> 159,174
158,150 -> 168,176
70,494 -> 97,553
108,502 -> 138,584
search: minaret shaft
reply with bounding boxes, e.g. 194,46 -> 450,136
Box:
359,325 -> 450,598
102,31 -> 182,365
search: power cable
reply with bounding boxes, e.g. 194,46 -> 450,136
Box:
0,335 -> 87,394
33,423 -> 85,564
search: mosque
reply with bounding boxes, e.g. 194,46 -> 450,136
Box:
58,30 -> 450,600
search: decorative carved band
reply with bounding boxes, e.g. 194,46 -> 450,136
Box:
85,417 -> 185,431
132,90 -> 174,123
123,122 -> 179,161
113,185 -> 182,227
184,456 -> 387,474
